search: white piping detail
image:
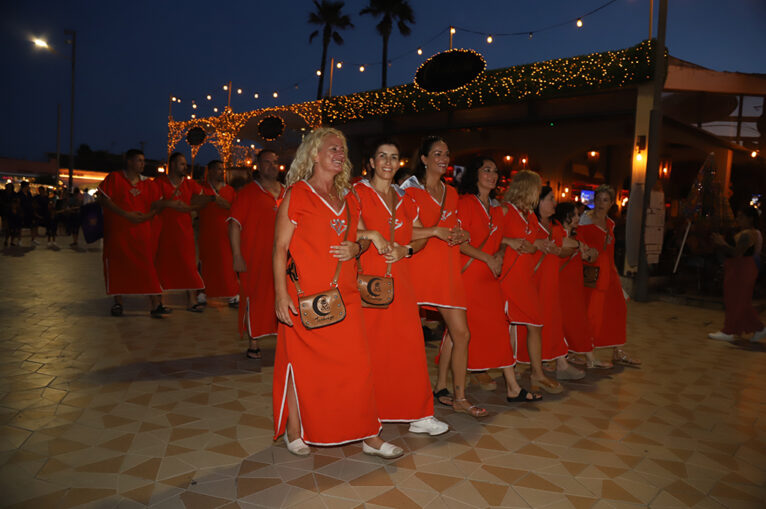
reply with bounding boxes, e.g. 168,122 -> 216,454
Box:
417,301 -> 467,310
303,180 -> 346,216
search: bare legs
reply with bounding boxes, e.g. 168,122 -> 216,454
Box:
526,325 -> 561,392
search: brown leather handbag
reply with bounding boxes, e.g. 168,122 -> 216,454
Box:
582,230 -> 609,288
288,208 -> 350,329
358,191 -> 396,308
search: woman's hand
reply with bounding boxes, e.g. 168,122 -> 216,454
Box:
383,243 -> 408,264
432,227 -> 453,243
448,226 -> 470,246
486,253 -> 503,277
275,292 -> 297,327
232,253 -> 247,273
534,238 -> 557,254
562,237 -> 579,249
330,240 -> 361,261
368,231 -> 392,254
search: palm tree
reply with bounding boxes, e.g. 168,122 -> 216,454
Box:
308,0 -> 354,100
360,0 -> 415,89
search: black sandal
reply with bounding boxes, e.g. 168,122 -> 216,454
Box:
507,388 -> 543,403
158,305 -> 172,314
150,305 -> 164,318
433,388 -> 453,407
110,304 -> 123,317
246,348 -> 262,360
187,303 -> 204,313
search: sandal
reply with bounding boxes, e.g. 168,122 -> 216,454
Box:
613,348 -> 641,367
567,353 -> 587,366
433,388 -> 453,407
453,398 -> 488,418
586,359 -> 613,369
150,305 -> 165,319
507,388 -> 542,403
157,305 -> 172,315
246,348 -> 262,360
187,303 -> 205,313
530,376 -> 563,394
110,303 -> 123,317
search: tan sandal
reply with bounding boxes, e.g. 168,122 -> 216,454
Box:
453,398 -> 488,418
530,376 -> 563,394
613,348 -> 641,367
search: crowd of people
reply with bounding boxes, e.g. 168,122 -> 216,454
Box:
98,128 -> 649,459
1,181 -> 90,248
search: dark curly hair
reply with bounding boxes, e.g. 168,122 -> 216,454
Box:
534,185 -> 554,220
554,202 -> 576,226
458,156 -> 497,199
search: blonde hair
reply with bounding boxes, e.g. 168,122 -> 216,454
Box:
286,127 -> 352,195
503,170 -> 542,213
594,184 -> 616,202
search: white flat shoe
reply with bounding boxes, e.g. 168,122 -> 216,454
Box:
750,327 -> 766,343
284,434 -> 310,456
708,331 -> 735,342
362,441 -> 403,459
408,416 -> 449,436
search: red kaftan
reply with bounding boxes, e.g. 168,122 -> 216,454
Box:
559,228 -> 595,354
457,195 -> 515,370
578,216 -> 626,348
153,175 -> 204,291
198,183 -> 238,298
228,180 -> 285,339
98,171 -> 162,295
500,205 -> 543,327
516,222 -> 569,363
354,181 -> 434,422
401,177 -> 467,309
272,181 -> 380,445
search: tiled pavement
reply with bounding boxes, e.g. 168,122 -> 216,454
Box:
0,246 -> 765,509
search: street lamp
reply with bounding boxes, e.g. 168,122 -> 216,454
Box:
32,30 -> 77,191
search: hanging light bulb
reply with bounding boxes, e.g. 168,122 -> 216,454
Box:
213,107 -> 218,113
191,114 -> 196,119
192,103 -> 197,109
223,84 -> 228,91
359,65 -> 365,72
253,93 -> 259,99
272,92 -> 278,98
450,27 -> 456,35
417,48 -> 423,55
576,18 -> 583,28
316,70 -> 321,76
206,94 -> 212,100
336,61 -> 342,69
528,32 -> 533,39
486,35 -> 493,44
236,88 -> 242,94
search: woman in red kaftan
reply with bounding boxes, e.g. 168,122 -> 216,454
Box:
455,157 -> 541,402
353,140 -> 448,435
272,128 -> 402,458
553,202 -> 613,369
578,185 -> 640,366
498,171 -> 562,394
403,136 -> 486,418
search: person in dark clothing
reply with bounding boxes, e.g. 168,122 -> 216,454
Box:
66,187 -> 83,247
1,183 -> 17,247
35,186 -> 50,246
19,182 -> 38,246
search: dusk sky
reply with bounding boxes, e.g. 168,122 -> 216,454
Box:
2,0 -> 765,165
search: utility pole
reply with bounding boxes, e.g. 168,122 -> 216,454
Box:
65,29 -> 76,191
634,0 -> 668,302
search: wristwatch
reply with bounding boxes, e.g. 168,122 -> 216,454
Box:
405,245 -> 413,258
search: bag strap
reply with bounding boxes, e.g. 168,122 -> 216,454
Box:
357,188 -> 398,278
288,199 -> 351,295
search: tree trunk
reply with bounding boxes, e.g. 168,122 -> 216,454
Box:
317,31 -> 330,100
381,32 -> 390,89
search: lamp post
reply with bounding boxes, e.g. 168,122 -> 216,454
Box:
32,31 -> 76,190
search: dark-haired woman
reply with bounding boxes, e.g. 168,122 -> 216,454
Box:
579,185 -> 640,365
515,187 -> 584,381
554,202 -> 612,368
353,140 -> 449,435
402,136 -> 487,417
499,171 -> 562,393
453,157 -> 541,402
710,206 -> 765,342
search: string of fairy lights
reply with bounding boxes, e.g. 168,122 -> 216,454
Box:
168,0 -> 625,120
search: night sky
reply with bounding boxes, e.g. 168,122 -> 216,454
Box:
2,0 -> 765,165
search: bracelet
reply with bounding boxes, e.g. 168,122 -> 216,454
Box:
354,241 -> 363,259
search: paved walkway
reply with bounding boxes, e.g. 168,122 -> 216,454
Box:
0,247 -> 764,508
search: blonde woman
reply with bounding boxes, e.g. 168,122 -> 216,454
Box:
499,171 -> 562,393
272,127 -> 402,458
